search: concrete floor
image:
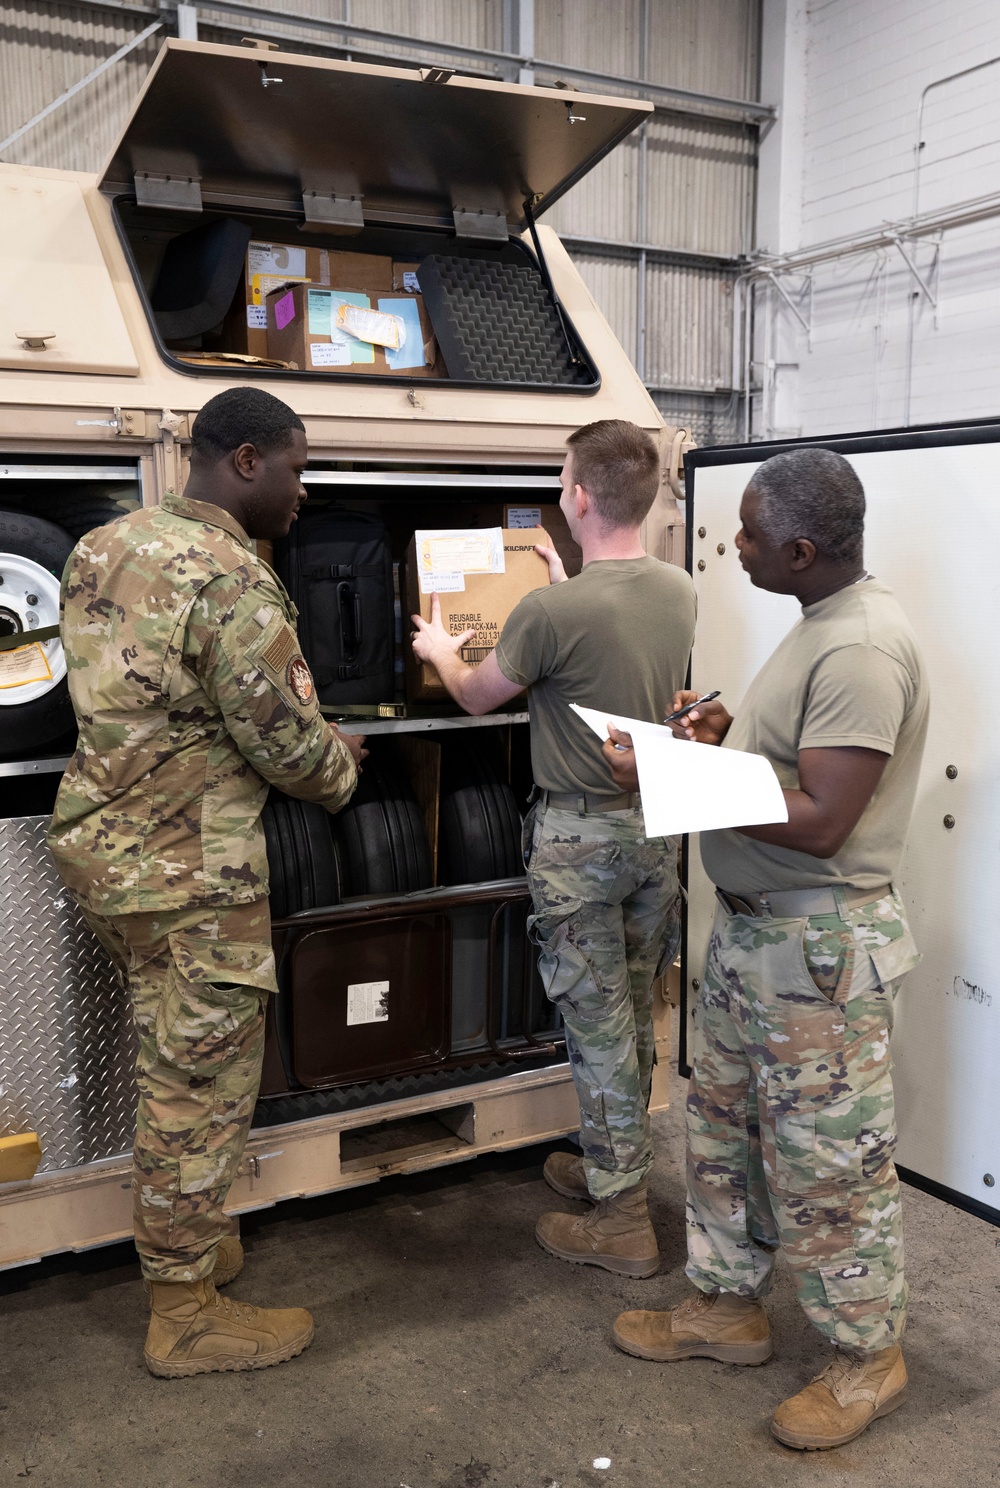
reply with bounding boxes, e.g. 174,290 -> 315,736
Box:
2,1069 -> 999,1488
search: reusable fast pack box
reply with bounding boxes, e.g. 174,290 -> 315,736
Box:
504,501 -> 582,578
404,528 -> 551,700
266,279 -> 438,376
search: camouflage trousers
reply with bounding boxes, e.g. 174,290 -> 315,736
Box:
81,898 -> 277,1283
525,802 -> 679,1200
686,889 -> 920,1354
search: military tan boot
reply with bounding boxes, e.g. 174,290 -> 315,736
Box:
543,1151 -> 590,1201
143,1235 -> 244,1299
144,1278 -> 314,1378
771,1344 -> 908,1450
211,1235 -> 244,1287
613,1289 -> 772,1364
535,1182 -> 659,1278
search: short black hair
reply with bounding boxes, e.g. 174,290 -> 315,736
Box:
748,448 -> 865,565
191,388 -> 305,461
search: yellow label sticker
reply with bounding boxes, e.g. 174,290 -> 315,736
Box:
0,642 -> 52,689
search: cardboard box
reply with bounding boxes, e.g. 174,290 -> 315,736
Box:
266,280 -> 438,377
403,527 -> 551,700
504,501 -> 582,578
226,244 -> 394,357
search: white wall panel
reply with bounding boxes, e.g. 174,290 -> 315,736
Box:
756,0 -> 1000,438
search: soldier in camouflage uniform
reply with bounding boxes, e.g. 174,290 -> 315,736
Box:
608,449 -> 929,1451
411,421 -> 696,1276
48,387 -> 363,1378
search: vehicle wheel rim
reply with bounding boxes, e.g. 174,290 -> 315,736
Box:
0,551 -> 66,705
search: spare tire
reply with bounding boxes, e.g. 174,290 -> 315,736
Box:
0,510 -> 75,756
333,749 -> 432,897
262,791 -> 341,919
41,494 -> 133,542
438,742 -> 523,886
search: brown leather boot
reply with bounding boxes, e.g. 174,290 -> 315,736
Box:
613,1289 -> 772,1364
144,1278 -> 314,1378
771,1344 -> 908,1450
543,1151 -> 590,1201
143,1235 -> 244,1299
535,1182 -> 659,1278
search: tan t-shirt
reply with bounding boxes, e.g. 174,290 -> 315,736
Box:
699,579 -> 929,893
494,556 -> 697,796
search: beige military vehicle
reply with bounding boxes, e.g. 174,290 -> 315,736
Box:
0,39 -> 689,1268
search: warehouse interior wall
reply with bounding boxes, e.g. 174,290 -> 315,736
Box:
0,0 -> 765,448
754,0 -> 1000,440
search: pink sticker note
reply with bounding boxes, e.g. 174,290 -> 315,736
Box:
274,291 -> 296,331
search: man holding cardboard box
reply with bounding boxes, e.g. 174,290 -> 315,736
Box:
410,420 -> 696,1276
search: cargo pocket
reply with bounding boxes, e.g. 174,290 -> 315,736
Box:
155,933 -> 274,1080
771,1035 -> 896,1195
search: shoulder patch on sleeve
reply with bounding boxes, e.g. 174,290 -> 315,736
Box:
260,627 -> 297,675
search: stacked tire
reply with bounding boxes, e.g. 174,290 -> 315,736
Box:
438,741 -> 524,885
263,746 -> 433,917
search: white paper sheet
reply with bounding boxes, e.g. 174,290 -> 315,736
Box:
570,704 -> 788,838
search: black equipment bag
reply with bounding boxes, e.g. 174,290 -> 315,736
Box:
275,506 -> 395,705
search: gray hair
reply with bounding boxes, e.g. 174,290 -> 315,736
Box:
747,448 -> 865,565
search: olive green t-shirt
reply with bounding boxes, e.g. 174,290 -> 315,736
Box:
494,556 -> 697,796
699,578 -> 929,894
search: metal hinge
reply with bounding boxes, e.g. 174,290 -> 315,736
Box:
301,191 -> 364,230
74,407 -> 143,436
134,171 -> 202,212
452,207 -> 509,243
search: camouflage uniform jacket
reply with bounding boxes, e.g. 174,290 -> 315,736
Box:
48,491 -> 356,915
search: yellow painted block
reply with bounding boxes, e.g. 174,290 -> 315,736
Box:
0,1132 -> 42,1183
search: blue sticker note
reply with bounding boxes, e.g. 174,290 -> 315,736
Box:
378,297 -> 425,371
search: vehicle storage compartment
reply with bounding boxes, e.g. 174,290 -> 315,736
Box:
97,39 -> 652,390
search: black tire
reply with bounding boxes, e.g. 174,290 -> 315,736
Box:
263,792 -> 341,919
0,510 -> 76,757
438,742 -> 523,886
42,495 -> 132,542
333,749 -> 432,897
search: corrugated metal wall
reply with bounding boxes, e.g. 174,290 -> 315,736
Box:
0,0 -> 760,445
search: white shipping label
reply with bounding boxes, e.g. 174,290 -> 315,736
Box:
248,243 -> 307,279
0,642 -> 53,689
414,528 -> 505,579
311,342 -> 352,367
246,305 -> 268,329
402,270 -> 420,291
347,980 -> 389,1026
418,570 -> 466,595
506,507 -> 543,528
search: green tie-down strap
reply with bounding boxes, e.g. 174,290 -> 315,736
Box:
0,624 -> 61,654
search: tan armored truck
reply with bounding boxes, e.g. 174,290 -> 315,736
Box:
0,39 -> 691,1269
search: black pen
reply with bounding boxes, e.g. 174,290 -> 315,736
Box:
663,690 -> 720,725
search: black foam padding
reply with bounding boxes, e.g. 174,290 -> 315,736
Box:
151,216 -> 252,340
333,750 -> 432,897
417,254 -> 593,385
438,744 -> 523,886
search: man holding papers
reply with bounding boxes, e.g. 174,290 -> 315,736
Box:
605,448 -> 928,1452
411,420 -> 696,1277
